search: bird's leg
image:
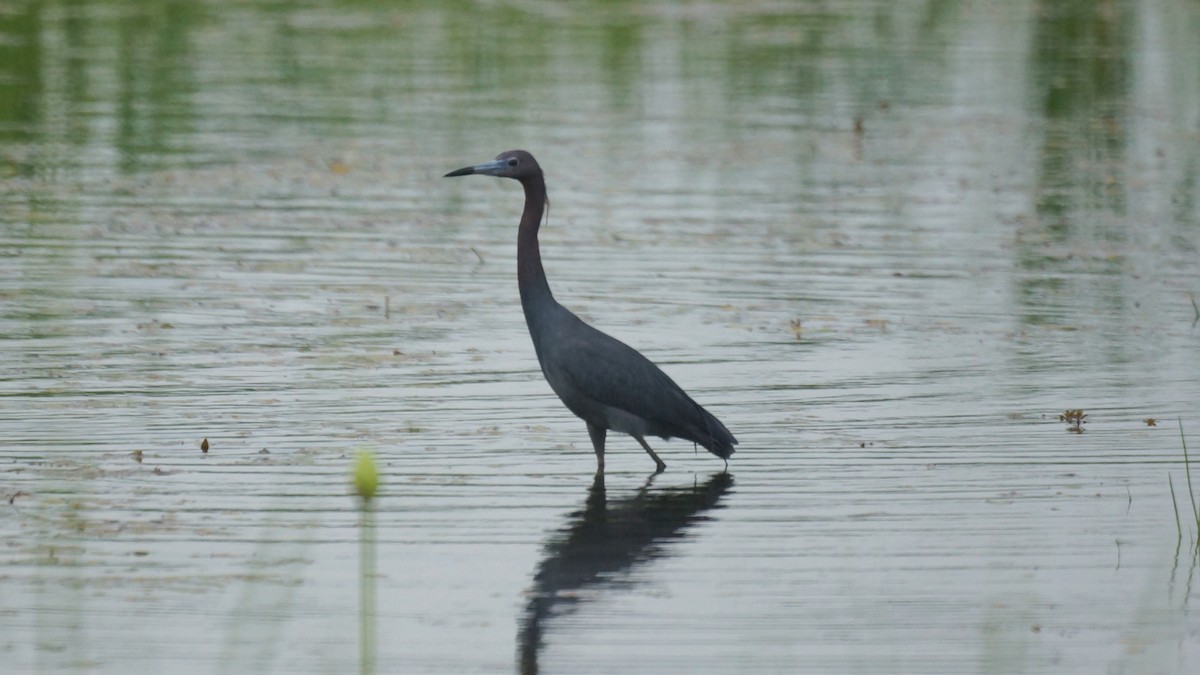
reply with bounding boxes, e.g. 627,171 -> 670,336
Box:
634,436 -> 667,473
586,422 -> 606,473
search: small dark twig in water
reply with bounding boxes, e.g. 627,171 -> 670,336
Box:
384,295 -> 390,320
470,247 -> 485,264
1190,293 -> 1199,326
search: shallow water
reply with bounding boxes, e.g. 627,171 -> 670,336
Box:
3,1 -> 1200,673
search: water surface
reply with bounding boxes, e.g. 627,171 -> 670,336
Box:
3,1 -> 1200,673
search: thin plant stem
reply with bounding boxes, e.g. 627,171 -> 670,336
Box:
360,503 -> 376,675
1181,419 -> 1199,531
1170,474 -> 1183,544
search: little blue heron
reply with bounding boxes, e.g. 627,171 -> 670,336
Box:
445,150 -> 737,473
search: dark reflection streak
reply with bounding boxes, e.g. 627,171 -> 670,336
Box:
1010,0 -> 1134,369
63,0 -> 89,149
1029,0 -> 1131,233
114,4 -> 198,174
0,2 -> 41,153
518,472 -> 733,674
116,11 -> 139,174
1176,544 -> 1200,612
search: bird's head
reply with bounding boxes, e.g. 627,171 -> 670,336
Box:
444,150 -> 541,181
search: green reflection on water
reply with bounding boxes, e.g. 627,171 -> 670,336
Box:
0,0 -> 202,175
1031,0 -> 1132,229
0,2 -> 44,174
112,2 -> 201,174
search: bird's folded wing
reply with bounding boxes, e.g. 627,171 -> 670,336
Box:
552,331 -> 697,424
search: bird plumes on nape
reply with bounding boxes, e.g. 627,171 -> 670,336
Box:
445,150 -> 737,473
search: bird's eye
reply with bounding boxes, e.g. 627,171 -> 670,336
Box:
508,158 -> 518,167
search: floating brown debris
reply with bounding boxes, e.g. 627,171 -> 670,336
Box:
136,319 -> 174,331
201,438 -> 209,453
1144,418 -> 1158,427
1059,409 -> 1087,433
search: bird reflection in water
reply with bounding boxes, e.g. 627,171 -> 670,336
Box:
518,471 -> 734,674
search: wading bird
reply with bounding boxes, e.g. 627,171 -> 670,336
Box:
445,150 -> 736,472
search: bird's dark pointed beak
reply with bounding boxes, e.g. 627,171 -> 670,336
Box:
444,157 -> 507,178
